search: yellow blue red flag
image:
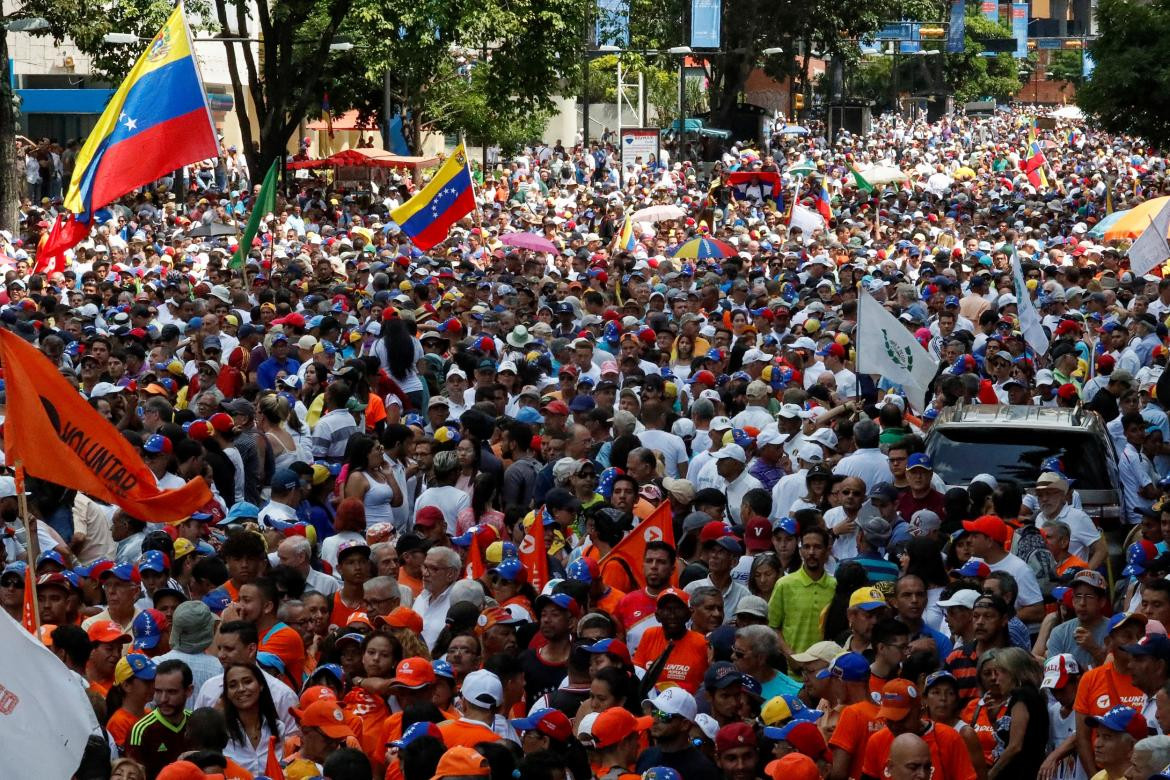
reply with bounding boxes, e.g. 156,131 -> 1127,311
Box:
390,144 -> 476,251
618,214 -> 636,252
64,6 -> 217,216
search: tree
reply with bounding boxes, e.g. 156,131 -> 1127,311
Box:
940,13 -> 1026,103
1079,0 -> 1170,148
329,0 -> 589,155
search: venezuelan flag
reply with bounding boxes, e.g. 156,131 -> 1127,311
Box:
390,144 -> 476,251
64,6 -> 216,216
813,179 -> 832,221
618,214 -> 635,252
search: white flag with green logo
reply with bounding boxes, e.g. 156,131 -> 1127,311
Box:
857,292 -> 939,411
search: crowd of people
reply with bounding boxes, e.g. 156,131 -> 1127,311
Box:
5,105 -> 1170,780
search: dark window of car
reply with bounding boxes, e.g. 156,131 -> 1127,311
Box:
926,427 -> 1113,490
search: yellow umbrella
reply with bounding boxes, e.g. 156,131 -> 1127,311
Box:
1103,196 -> 1170,241
953,166 -> 976,181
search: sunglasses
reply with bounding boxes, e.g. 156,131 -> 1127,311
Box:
652,709 -> 678,722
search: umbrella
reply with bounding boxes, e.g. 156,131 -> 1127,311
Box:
630,204 -> 686,223
499,232 -> 559,254
926,173 -> 954,195
671,237 -> 737,260
186,222 -> 239,238
1088,209 -> 1130,239
778,125 -> 809,136
857,165 -> 908,186
786,162 -> 817,177
1104,196 -> 1170,241
1051,105 -> 1084,120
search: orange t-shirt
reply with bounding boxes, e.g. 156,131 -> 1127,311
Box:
380,707 -> 460,745
89,677 -> 113,698
398,570 -> 423,598
1074,661 -> 1145,717
106,707 -> 141,749
260,624 -> 306,688
223,580 -> 241,602
632,628 -> 709,694
960,697 -> 1007,766
600,557 -> 638,594
438,718 -> 502,748
862,721 -> 976,780
329,592 -> 367,631
1056,555 -> 1090,577
594,586 -> 626,616
828,698 -> 882,780
366,393 -> 388,431
343,687 -> 391,771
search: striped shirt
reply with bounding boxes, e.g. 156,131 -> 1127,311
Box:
311,408 -> 359,463
768,567 -> 837,655
126,708 -> 191,778
944,642 -> 983,703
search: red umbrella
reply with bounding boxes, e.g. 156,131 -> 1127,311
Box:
499,232 -> 559,254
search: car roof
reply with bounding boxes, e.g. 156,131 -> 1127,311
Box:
931,403 -> 1106,434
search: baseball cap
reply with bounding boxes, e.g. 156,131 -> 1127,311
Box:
790,640 -> 844,666
1123,633 -> 1170,659
388,657 -> 436,689
583,638 -> 632,665
909,509 -> 941,537
744,517 -> 773,552
704,661 -> 745,690
736,595 -> 769,620
292,699 -> 355,740
815,651 -> 870,682
591,708 -> 652,749
1042,653 -> 1081,689
1109,611 -> 1149,634
462,669 -> 504,707
655,587 -> 690,607
643,686 -> 698,722
906,453 -> 933,471
848,586 -> 887,611
937,589 -> 981,609
534,592 -> 581,618
87,620 -> 132,644
764,753 -> 821,780
715,443 -> 747,463
876,679 -> 920,721
1071,569 -> 1109,593
429,746 -> 489,779
1124,539 -> 1162,576
715,722 -> 757,753
761,720 -> 831,762
114,653 -> 158,685
760,693 -> 822,725
1086,706 -> 1148,739
138,550 -> 170,574
510,707 -> 573,742
131,608 -> 167,651
962,514 -> 1008,542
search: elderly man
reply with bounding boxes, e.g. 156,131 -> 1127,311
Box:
826,476 -> 869,562
713,444 -> 764,524
1035,471 -> 1107,570
363,576 -> 404,620
277,536 -> 339,597
1088,707 -> 1148,780
734,624 -> 801,698
413,546 -> 461,649
833,420 -> 893,489
1126,735 -> 1170,780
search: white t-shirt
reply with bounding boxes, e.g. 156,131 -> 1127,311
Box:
1037,504 -> 1101,562
638,429 -> 690,479
415,485 -> 471,535
987,552 -> 1043,608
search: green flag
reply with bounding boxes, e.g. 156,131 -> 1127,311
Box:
231,161 -> 279,269
850,166 -> 874,194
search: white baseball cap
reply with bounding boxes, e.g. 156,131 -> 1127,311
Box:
643,686 -> 698,722
461,669 -> 504,708
709,415 -> 733,431
937,589 -> 981,610
715,444 -> 747,463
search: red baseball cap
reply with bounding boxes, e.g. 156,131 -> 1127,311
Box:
378,606 -> 424,634
208,412 -> 235,433
715,722 -> 757,753
656,587 -> 690,607
765,754 -> 821,780
690,369 -> 716,386
961,514 -> 1009,543
699,520 -> 736,543
272,313 -> 306,328
414,505 -> 443,528
542,400 -> 570,416
744,517 -> 773,552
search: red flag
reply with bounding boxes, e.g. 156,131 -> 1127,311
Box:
598,501 -> 676,590
265,735 -> 285,780
34,214 -> 91,275
21,563 -> 36,634
518,507 -> 551,593
0,329 -> 212,522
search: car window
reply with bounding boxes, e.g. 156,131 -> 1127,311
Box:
927,427 -> 1113,490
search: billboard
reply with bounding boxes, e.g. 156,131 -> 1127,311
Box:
981,0 -> 999,22
620,129 -> 660,183
691,0 -> 721,49
596,0 -> 629,47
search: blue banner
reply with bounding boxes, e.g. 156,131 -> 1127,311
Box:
1011,3 -> 1028,58
1037,37 -> 1061,49
596,0 -> 629,47
690,0 -> 721,49
981,0 -> 999,23
947,0 -> 966,54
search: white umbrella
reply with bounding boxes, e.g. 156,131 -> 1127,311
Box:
1051,105 -> 1084,120
926,172 -> 954,195
630,204 -> 687,223
857,164 -> 908,186
0,611 -> 99,777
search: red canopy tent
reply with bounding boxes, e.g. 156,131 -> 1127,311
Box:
286,148 -> 439,173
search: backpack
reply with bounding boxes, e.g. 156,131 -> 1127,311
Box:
1010,523 -> 1057,594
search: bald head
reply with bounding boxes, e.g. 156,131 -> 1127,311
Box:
888,733 -> 931,780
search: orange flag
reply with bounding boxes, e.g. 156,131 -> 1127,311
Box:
21,564 -> 36,634
0,329 -> 212,522
518,507 -> 551,592
598,501 -> 676,590
265,735 -> 285,780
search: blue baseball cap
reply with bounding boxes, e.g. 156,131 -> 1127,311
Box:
103,562 -> 141,583
1086,705 -> 1148,738
1108,612 -> 1149,634
491,557 -> 526,582
906,453 -> 933,471
115,653 -> 157,684
816,651 -> 870,682
641,769 -> 682,780
1124,540 -> 1160,577
138,550 -> 169,574
131,609 -> 165,650
773,516 -> 798,536
220,501 -> 260,525
36,550 -> 68,571
566,557 -> 595,583
515,407 -> 543,425
312,663 -> 345,685
256,651 -> 287,676
202,588 -> 231,614
1122,633 -> 1170,659
392,721 -> 443,748
432,659 -> 455,680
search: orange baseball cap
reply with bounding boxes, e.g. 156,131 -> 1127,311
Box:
292,699 -> 354,740
591,707 -> 652,749
377,606 -> 424,634
876,679 -> 920,721
298,685 -> 338,708
961,514 -> 1008,543
389,656 -> 436,689
86,620 -> 132,645
346,611 -> 374,629
765,753 -> 822,780
656,587 -> 690,607
156,761 -> 225,780
429,746 -> 489,780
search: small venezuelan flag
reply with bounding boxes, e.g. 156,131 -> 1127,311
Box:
618,214 -> 636,252
64,5 -> 217,217
390,144 -> 476,251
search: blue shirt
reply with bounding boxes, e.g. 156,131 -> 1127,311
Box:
256,355 -> 301,390
760,669 -> 803,700
844,552 -> 901,584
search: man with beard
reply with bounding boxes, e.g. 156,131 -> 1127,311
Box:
716,721 -> 761,780
615,541 -> 677,655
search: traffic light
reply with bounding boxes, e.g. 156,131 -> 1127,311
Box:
919,26 -> 945,38
794,94 -> 805,110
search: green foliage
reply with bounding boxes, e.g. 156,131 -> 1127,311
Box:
436,68 -> 553,156
1045,50 -> 1084,86
1079,0 -> 1170,147
940,12 -> 1025,103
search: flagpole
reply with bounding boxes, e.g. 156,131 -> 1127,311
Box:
15,462 -> 39,632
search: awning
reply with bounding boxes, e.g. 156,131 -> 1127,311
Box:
286,148 -> 440,172
668,118 -> 731,139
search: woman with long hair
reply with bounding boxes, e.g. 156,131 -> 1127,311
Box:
985,647 -> 1048,780
378,318 -> 427,410
257,393 -> 309,471
104,654 -> 157,751
790,464 -> 833,514
922,671 -> 988,780
574,665 -> 637,725
342,434 -> 402,529
319,498 -> 368,568
343,631 -> 402,766
453,436 -> 481,499
901,537 -> 950,631
749,552 -> 784,599
456,472 -> 504,535
221,662 -> 283,774
671,333 -> 697,380
821,562 -> 869,643
771,516 -> 803,574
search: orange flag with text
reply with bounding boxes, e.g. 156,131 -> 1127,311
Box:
0,329 -> 212,522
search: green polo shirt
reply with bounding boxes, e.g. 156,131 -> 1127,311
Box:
768,566 -> 837,655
